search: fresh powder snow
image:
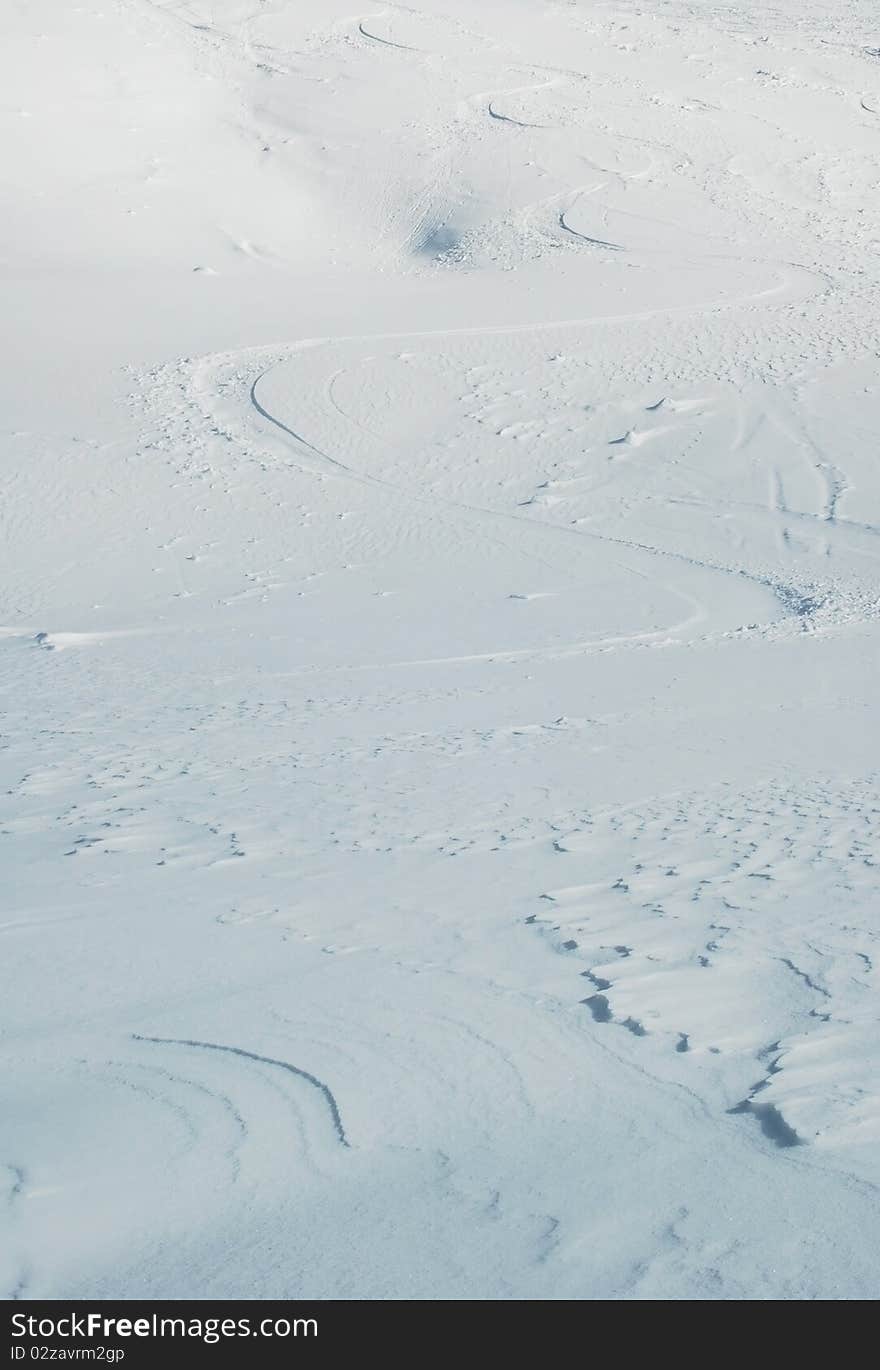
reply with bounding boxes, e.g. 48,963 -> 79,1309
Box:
2,0 -> 880,1300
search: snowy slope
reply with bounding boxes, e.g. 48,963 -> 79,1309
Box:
2,0 -> 880,1299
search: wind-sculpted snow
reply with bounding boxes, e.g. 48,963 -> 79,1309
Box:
2,0 -> 880,1301
532,778 -> 880,1153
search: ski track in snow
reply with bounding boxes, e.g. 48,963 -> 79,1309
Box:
3,0 -> 880,1300
132,1034 -> 351,1148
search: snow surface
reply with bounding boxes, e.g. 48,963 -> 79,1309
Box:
2,0 -> 880,1299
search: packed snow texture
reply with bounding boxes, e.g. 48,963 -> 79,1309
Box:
2,0 -> 880,1299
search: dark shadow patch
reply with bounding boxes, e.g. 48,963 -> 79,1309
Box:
582,993 -> 611,1023
729,1099 -> 802,1148
414,224 -> 461,257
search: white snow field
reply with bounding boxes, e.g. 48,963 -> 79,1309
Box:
2,0 -> 880,1300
